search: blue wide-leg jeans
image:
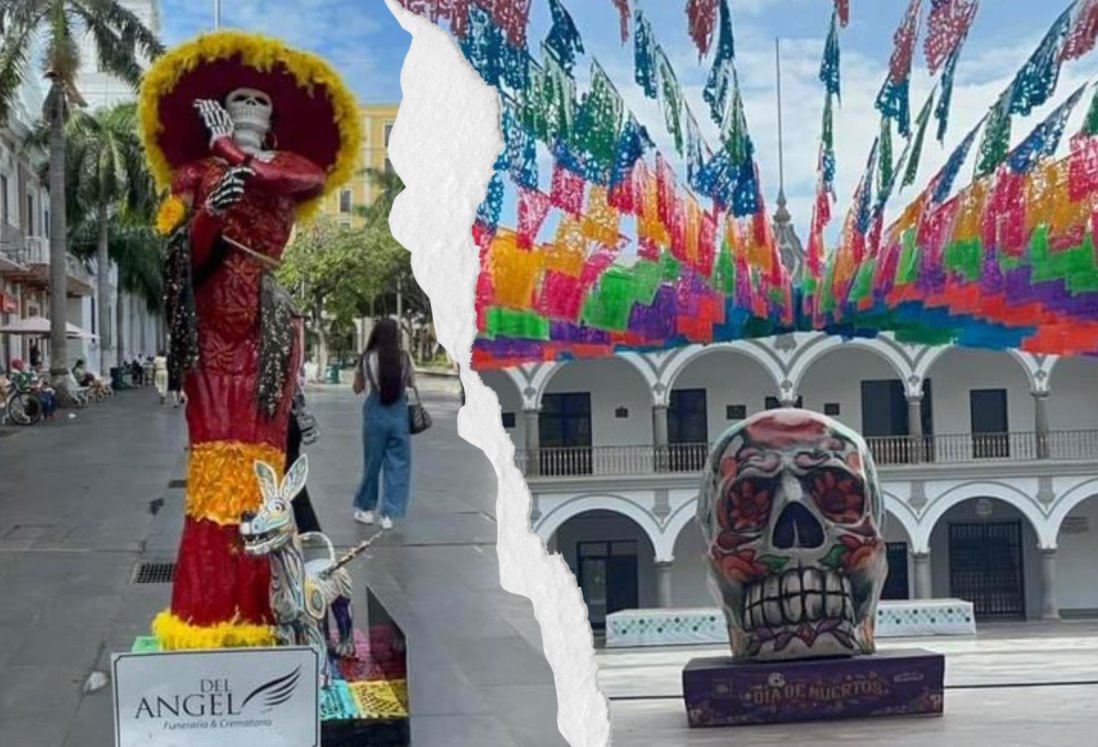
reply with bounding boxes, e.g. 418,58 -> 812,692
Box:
353,392 -> 411,518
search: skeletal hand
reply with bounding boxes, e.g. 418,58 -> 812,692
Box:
204,166 -> 253,214
194,99 -> 234,143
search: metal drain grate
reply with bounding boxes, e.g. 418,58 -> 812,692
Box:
133,561 -> 176,584
168,479 -> 187,489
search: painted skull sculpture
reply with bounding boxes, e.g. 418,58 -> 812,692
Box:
697,409 -> 887,661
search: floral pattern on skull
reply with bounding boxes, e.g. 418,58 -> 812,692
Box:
697,409 -> 887,661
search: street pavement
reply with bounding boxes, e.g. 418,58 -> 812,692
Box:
599,622 -> 1098,746
0,378 -> 567,747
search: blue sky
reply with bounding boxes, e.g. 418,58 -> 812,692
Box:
157,1 -> 1098,239
158,0 -> 410,103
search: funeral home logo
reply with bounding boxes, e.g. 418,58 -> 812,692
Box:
133,667 -> 301,731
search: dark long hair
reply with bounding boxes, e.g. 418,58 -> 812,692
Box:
366,319 -> 404,405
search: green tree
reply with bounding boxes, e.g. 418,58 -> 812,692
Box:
69,219 -> 163,367
0,2 -> 162,396
354,167 -> 435,355
50,102 -> 155,373
279,216 -> 404,367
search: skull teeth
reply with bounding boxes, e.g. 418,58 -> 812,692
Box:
742,568 -> 855,632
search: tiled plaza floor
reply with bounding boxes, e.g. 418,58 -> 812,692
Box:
0,380 -> 566,747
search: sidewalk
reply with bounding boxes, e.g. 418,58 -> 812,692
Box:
0,383 -> 566,747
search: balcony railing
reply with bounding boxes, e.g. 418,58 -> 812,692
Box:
517,430 -> 1098,477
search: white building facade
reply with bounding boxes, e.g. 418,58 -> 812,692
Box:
483,333 -> 1098,628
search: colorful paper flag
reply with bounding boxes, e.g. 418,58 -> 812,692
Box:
975,94 -> 1012,179
687,0 -> 720,59
820,10 -> 842,99
634,10 -> 658,99
1007,84 -> 1085,174
1009,8 -> 1071,116
925,0 -> 978,74
875,0 -> 922,137
703,0 -> 736,127
545,0 -> 585,74
1062,0 -> 1098,61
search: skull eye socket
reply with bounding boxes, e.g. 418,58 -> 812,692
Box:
723,476 -> 774,532
230,93 -> 250,103
806,467 -> 865,523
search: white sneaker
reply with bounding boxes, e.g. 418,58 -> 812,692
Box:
380,515 -> 393,530
354,510 -> 375,525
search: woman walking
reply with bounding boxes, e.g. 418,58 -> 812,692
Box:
152,351 -> 169,404
167,360 -> 187,409
352,319 -> 413,530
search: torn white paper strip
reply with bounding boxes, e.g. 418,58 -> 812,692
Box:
383,3 -> 610,746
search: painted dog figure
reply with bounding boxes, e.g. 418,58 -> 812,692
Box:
240,455 -> 354,684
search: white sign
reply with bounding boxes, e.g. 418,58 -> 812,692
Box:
112,647 -> 319,747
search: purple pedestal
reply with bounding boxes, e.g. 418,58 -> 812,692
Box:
683,649 -> 944,727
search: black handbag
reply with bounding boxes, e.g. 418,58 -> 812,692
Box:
408,385 -> 432,435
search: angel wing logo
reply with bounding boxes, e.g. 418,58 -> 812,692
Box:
239,667 -> 302,712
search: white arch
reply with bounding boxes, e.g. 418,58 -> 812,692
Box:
658,499 -> 703,562
534,494 -> 665,559
536,354 -> 655,408
789,336 -> 913,396
882,490 -> 920,548
660,342 -> 783,404
915,481 -> 1049,553
1047,478 -> 1098,547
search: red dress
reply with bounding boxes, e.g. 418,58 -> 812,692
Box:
163,139 -> 325,640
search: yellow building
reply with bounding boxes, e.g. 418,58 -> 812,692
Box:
316,103 -> 401,227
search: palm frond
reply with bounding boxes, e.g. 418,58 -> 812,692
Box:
0,6 -> 40,124
72,0 -> 164,89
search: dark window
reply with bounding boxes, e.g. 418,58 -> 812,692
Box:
765,396 -> 802,410
881,542 -> 910,600
539,392 -> 592,475
577,539 -> 639,630
970,389 -> 1009,459
384,123 -> 394,146
861,380 -> 908,437
726,404 -> 746,420
614,406 -> 628,418
339,190 -> 352,214
0,174 -> 8,222
501,412 -> 516,428
824,402 -> 841,416
26,194 -> 33,235
44,209 -> 49,238
669,389 -> 708,472
669,389 -> 707,444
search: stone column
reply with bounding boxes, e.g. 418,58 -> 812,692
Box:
652,404 -> 669,472
655,561 -> 674,608
912,552 -> 932,600
1033,391 -> 1050,460
1040,548 -> 1060,620
907,395 -> 924,463
524,408 -> 541,476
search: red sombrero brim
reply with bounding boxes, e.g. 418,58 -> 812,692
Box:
140,31 -> 364,218
157,57 -> 342,173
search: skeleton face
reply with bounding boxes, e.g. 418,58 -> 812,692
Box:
225,87 -> 273,136
697,409 -> 887,661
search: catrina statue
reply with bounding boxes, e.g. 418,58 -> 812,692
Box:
139,31 -> 362,649
697,409 -> 889,661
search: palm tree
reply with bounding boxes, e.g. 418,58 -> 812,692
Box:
0,2 -> 162,396
58,103 -> 154,374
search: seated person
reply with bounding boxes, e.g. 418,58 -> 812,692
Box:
72,359 -> 95,387
130,359 -> 144,386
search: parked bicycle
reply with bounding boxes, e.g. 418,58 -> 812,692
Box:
2,377 -> 43,426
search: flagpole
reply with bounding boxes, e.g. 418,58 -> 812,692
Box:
214,0 -> 221,30
775,37 -> 786,202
